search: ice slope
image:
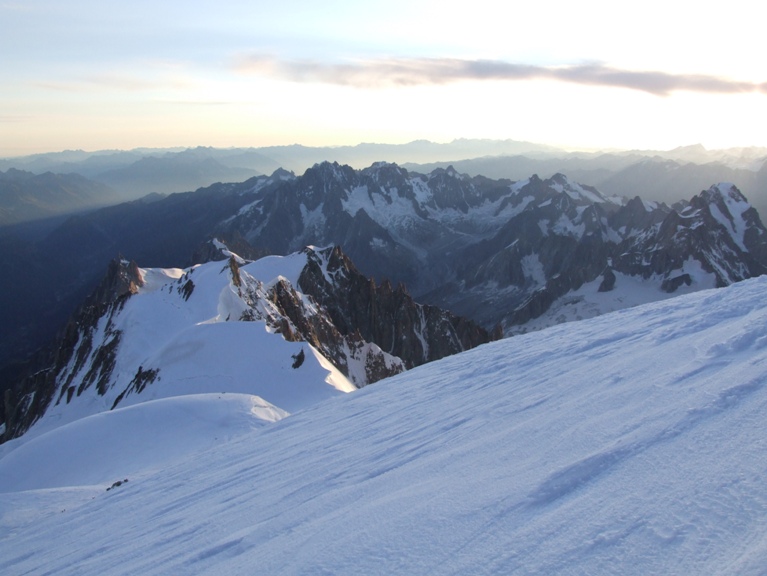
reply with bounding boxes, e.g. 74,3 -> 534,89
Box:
3,276 -> 767,575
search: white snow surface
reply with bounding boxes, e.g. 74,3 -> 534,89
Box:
0,394 -> 286,492
521,253 -> 546,286
241,250 -> 310,288
4,277 -> 767,574
551,177 -> 606,204
709,183 -> 752,252
17,252 -> 354,443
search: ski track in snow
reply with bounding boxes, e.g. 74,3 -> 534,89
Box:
3,277 -> 767,574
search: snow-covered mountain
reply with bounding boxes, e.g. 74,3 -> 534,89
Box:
215,162 -> 767,331
3,161 -> 767,427
3,271 -> 767,574
4,243 -> 495,440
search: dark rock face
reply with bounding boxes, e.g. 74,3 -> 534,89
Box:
235,245 -> 497,384
5,258 -> 142,440
297,246 -> 500,369
260,275 -> 401,385
90,257 -> 144,304
598,267 -> 617,292
613,184 -> 767,287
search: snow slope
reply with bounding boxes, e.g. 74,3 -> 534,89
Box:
21,253 -> 356,442
3,277 -> 767,574
0,394 -> 286,492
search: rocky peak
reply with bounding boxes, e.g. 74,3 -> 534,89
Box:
427,166 -> 482,213
192,235 -> 268,265
359,162 -> 416,205
268,168 -> 296,181
298,161 -> 359,213
609,196 -> 670,238
694,183 -> 767,264
3,256 -> 143,440
610,183 -> 767,288
89,257 -> 144,306
362,161 -> 409,184
298,246 -> 500,369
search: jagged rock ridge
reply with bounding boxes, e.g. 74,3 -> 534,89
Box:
211,163 -> 767,330
4,243 -> 496,441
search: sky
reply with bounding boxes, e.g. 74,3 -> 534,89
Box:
1,0 -> 766,157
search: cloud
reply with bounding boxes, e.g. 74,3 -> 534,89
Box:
236,55 -> 766,97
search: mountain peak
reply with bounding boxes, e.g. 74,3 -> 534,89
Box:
5,243 -> 496,440
91,257 -> 144,306
706,181 -> 746,203
269,167 -> 295,180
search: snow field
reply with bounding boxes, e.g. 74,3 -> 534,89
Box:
2,276 -> 767,573
0,394 -> 287,492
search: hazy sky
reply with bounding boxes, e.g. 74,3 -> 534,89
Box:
2,0 -> 765,156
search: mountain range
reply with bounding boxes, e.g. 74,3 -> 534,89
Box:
3,140 -> 767,573
405,151 -> 767,221
209,162 -> 767,333
2,157 -> 767,409
3,139 -> 766,221
0,168 -> 119,229
3,157 -> 767,439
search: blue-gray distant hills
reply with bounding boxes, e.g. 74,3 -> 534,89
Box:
3,139 -> 766,219
0,168 -> 118,228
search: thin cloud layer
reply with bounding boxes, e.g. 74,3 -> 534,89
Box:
237,55 -> 766,97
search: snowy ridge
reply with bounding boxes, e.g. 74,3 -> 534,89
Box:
6,242 -> 495,441
3,275 -> 767,574
707,182 -> 752,251
507,264 -> 717,335
18,249 -> 358,441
